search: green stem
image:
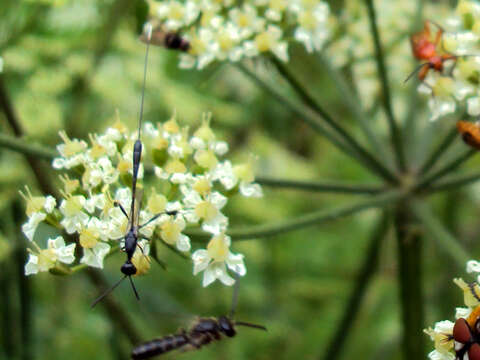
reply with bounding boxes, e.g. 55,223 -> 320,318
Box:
317,53 -> 384,157
0,247 -> 15,357
236,63 -> 398,183
395,202 -> 424,360
320,213 -> 389,360
411,200 -> 469,266
365,0 -> 406,172
256,176 -> 386,194
187,190 -> 404,241
415,149 -> 476,191
402,0 -> 424,143
270,58 -> 398,184
0,132 -> 57,161
236,63 -> 354,155
428,171 -> 480,193
418,128 -> 458,175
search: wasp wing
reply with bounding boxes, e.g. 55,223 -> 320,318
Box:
133,187 -> 143,229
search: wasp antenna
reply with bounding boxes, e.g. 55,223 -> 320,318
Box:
235,321 -> 268,331
138,22 -> 153,141
91,275 -> 127,308
404,63 -> 429,84
229,273 -> 241,319
425,19 -> 445,32
128,275 -> 140,301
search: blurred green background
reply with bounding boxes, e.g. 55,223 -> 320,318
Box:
0,0 -> 477,359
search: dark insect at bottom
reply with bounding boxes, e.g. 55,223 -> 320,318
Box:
131,316 -> 266,359
131,278 -> 267,359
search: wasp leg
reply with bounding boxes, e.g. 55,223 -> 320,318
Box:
114,201 -> 129,220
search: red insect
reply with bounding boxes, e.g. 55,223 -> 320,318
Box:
406,20 -> 456,82
452,317 -> 480,360
457,121 -> 480,150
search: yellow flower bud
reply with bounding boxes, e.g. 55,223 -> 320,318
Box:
132,250 -> 150,276
147,191 -> 167,214
79,228 -> 99,249
160,220 -> 181,245
194,113 -> 215,142
165,158 -> 187,174
195,201 -> 218,222
207,234 -> 229,262
194,149 -> 218,169
193,178 -> 211,196
164,113 -> 180,133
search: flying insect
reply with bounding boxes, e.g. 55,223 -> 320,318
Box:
131,278 -> 267,359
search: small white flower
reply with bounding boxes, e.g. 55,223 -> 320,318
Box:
25,236 -> 76,275
192,233 -> 246,286
455,307 -> 471,319
80,242 -> 111,268
293,2 -> 330,53
59,195 -> 89,234
22,212 -> 46,241
84,193 -> 106,214
159,216 -> 191,252
427,350 -> 455,360
52,131 -> 87,169
229,5 -> 265,38
467,95 -> 480,116
183,188 -> 228,234
244,25 -> 289,62
467,260 -> 480,273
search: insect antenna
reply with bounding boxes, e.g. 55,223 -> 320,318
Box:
91,275 -> 127,308
137,23 -> 152,141
425,18 -> 445,32
228,274 -> 268,331
130,24 -> 153,230
229,274 -> 241,319
128,275 -> 140,301
404,62 -> 429,83
234,321 -> 268,331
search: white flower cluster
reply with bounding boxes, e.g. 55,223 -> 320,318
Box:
147,0 -> 330,69
327,0 -> 448,111
417,0 -> 480,121
425,260 -> 480,360
21,112 -> 262,287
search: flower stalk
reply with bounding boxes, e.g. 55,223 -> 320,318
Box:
395,203 -> 424,360
364,0 -> 406,172
187,190 -> 404,241
320,213 -> 390,360
270,57 -> 398,183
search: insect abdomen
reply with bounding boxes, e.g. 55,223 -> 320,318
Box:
131,334 -> 189,359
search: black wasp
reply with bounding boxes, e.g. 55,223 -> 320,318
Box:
139,22 -> 190,52
91,24 -> 176,308
131,278 -> 267,359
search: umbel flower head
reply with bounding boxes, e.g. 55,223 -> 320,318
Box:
425,260 -> 480,360
413,0 -> 480,121
146,0 -> 331,69
21,112 -> 263,287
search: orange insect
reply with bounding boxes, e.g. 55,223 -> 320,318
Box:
406,20 -> 456,82
457,120 -> 480,150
